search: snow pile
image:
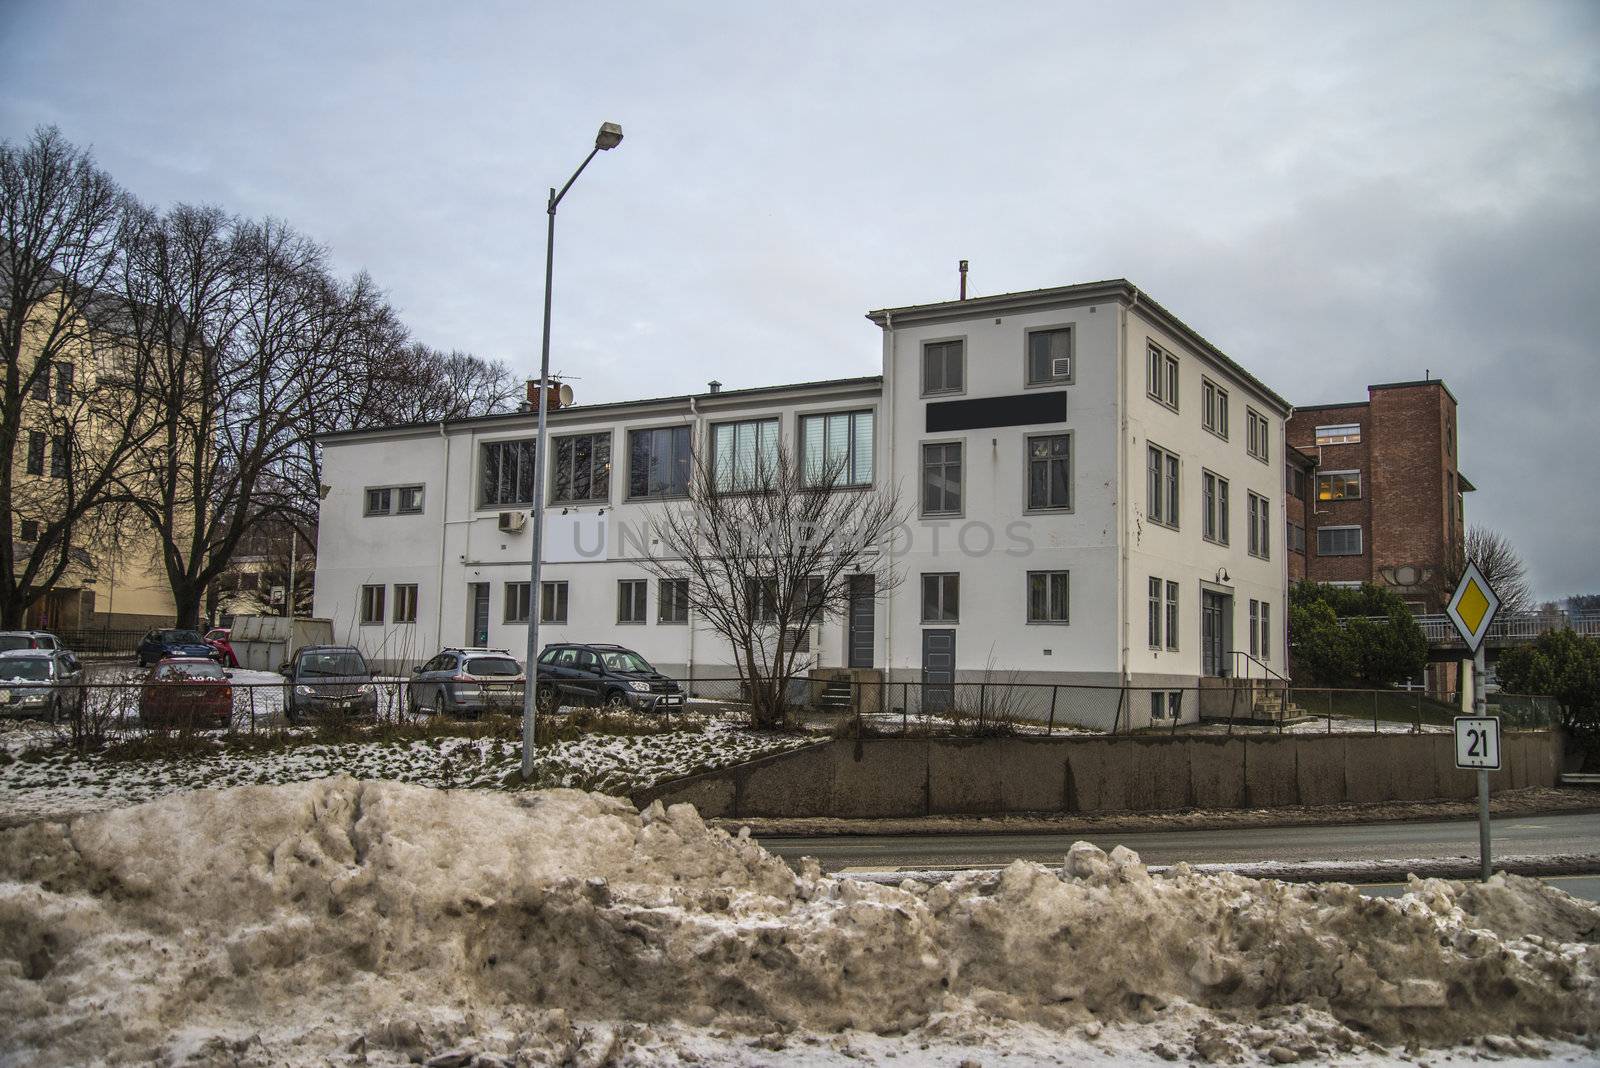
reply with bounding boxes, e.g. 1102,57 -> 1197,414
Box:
1,778 -> 1596,1066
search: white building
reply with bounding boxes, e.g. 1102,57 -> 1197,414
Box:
314,280 -> 1291,727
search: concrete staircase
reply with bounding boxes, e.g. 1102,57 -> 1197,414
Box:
818,678 -> 854,711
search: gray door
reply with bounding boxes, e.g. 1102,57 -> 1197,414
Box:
1202,590 -> 1232,677
848,575 -> 875,668
468,583 -> 490,647
922,628 -> 955,712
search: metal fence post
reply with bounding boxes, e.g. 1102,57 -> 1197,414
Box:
1372,689 -> 1379,735
1047,685 -> 1057,735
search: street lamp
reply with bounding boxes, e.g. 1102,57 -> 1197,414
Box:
521,122 -> 624,781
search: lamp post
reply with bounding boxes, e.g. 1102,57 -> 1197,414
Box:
521,121 -> 624,782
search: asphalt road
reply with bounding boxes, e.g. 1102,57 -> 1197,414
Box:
756,811 -> 1600,873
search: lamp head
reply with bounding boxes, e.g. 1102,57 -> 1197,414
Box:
595,122 -> 624,150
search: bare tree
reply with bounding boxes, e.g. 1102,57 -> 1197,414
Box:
640,440 -> 905,728
1442,524 -> 1533,618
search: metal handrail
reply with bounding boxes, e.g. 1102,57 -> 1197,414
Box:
1229,649 -> 1288,685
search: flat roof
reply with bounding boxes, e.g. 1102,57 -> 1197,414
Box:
1295,378 -> 1459,414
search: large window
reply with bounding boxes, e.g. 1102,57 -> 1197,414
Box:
1147,578 -> 1179,651
921,573 -> 959,623
1027,327 -> 1073,386
30,361 -> 48,401
1286,464 -> 1306,500
628,425 -> 692,499
1248,600 -> 1271,661
393,584 -> 418,624
712,418 -> 779,492
25,431 -> 43,476
658,578 -> 689,623
1316,471 -> 1361,501
49,436 -> 66,479
922,340 -> 964,396
745,576 -> 778,623
481,439 -> 536,507
1246,408 -> 1270,462
1165,581 -> 1179,651
1202,378 -> 1228,438
617,579 -> 647,624
801,410 -> 874,487
552,432 -> 611,503
1027,571 -> 1070,624
360,584 -> 385,625
55,362 -> 73,404
1146,343 -> 1178,408
1148,577 -> 1162,648
922,442 -> 963,516
1249,599 -> 1260,658
504,581 -> 531,624
1026,433 -> 1071,511
1146,444 -> 1180,528
1247,492 -> 1270,559
1317,525 -> 1363,556
541,581 -> 568,623
1202,470 -> 1229,544
1288,520 -> 1306,554
1315,423 -> 1361,446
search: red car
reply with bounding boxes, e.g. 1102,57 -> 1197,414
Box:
205,628 -> 239,668
140,658 -> 234,731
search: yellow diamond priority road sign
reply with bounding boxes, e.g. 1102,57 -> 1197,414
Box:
1446,560 -> 1501,654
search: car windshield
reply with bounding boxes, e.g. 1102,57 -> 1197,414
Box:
161,630 -> 205,645
0,636 -> 33,652
297,651 -> 369,677
599,650 -> 653,673
205,630 -> 228,642
0,657 -> 52,682
465,656 -> 521,677
156,661 -> 227,680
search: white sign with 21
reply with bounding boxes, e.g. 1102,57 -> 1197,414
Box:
1454,716 -> 1501,770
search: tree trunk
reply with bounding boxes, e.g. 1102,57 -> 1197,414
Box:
173,582 -> 204,630
0,598 -> 26,630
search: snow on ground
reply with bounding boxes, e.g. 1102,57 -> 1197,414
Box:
1181,716 -> 1453,736
0,778 -> 1595,1067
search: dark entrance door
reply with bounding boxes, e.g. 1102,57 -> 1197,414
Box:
468,582 -> 490,647
1202,590 -> 1232,677
922,628 -> 955,712
848,575 -> 875,668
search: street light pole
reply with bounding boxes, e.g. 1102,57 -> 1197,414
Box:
521,122 -> 624,782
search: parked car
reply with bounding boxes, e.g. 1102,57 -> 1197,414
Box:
408,648 -> 525,717
137,629 -> 219,667
204,627 -> 239,668
0,630 -> 63,653
0,648 -> 84,722
533,643 -> 684,713
279,645 -> 379,723
140,657 -> 233,731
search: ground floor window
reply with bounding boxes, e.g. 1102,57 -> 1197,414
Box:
618,579 -> 647,624
541,581 -> 567,624
505,582 -> 531,624
360,584 -> 384,625
658,578 -> 689,623
1026,571 -> 1070,623
392,584 -> 418,624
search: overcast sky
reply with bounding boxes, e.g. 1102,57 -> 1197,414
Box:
2,1 -> 1596,598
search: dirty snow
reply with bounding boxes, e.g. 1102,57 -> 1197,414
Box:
1,778 -> 1596,1067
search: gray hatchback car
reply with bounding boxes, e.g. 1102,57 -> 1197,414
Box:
0,648 -> 84,722
408,648 -> 525,717
278,645 -> 379,723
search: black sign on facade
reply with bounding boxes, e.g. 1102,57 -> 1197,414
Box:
925,391 -> 1068,433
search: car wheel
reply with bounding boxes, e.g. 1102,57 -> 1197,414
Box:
535,684 -> 557,714
604,690 -> 630,711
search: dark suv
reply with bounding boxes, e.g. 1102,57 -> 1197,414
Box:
408,648 -> 525,717
279,645 -> 379,723
534,643 -> 684,713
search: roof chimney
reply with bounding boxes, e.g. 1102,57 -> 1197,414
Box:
959,259 -> 969,300
707,380 -> 722,394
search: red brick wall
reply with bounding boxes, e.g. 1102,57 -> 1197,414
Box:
1289,402 -> 1372,585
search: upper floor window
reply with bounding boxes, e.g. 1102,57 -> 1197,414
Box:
18,519 -> 38,541
922,340 -> 964,396
1146,444 -> 1179,529
1202,378 -> 1228,438
712,417 -> 778,493
1026,327 -> 1073,386
552,432 -> 611,503
49,436 -> 67,479
628,425 -> 691,499
1286,464 -> 1306,500
1317,525 -> 1363,557
1247,492 -> 1270,559
1146,343 -> 1178,409
25,431 -> 44,476
1026,433 -> 1072,511
1316,471 -> 1361,501
30,361 -> 49,402
1246,408 -> 1270,462
1287,520 -> 1306,554
1202,470 -> 1229,544
1314,423 -> 1360,446
801,409 -> 874,487
55,362 -> 73,405
921,441 -> 963,516
365,488 -> 391,516
366,484 -> 424,516
481,439 -> 536,507
1026,570 -> 1070,624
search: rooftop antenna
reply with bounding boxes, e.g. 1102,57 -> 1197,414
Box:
959,259 -> 969,300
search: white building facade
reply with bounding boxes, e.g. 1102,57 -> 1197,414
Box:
314,280 -> 1291,727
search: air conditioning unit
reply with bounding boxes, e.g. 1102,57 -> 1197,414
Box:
1052,355 -> 1072,379
497,511 -> 528,533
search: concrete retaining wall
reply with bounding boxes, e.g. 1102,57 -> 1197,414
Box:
636,732 -> 1563,819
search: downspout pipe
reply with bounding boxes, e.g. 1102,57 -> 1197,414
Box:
434,420 -> 451,649
881,311 -> 895,688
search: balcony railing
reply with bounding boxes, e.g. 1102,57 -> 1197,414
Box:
1357,611 -> 1600,647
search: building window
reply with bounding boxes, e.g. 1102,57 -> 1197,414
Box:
1165,581 -> 1179,651
1286,464 -> 1306,500
1146,444 -> 1180,528
1202,378 -> 1228,438
1247,492 -> 1269,559
922,340 -> 964,396
628,425 -> 692,499
360,584 -> 385,625
1316,471 -> 1361,501
658,578 -> 689,624
481,439 -> 537,507
921,441 -> 963,516
1317,525 -> 1363,557
552,432 -> 611,504
617,579 -> 647,624
18,519 -> 38,541
54,362 -> 73,404
504,581 -> 531,624
1249,599 -> 1260,658
801,410 -> 874,487
541,581 -> 568,623
922,573 -> 959,623
1146,343 -> 1178,408
712,418 -> 779,493
1288,521 -> 1306,554
397,485 -> 424,514
1202,470 -> 1229,544
1314,423 -> 1361,446
745,576 -> 778,623
239,572 -> 260,592
367,485 -> 424,516
1148,577 -> 1162,648
1026,433 -> 1072,511
31,361 -> 49,401
25,431 -> 44,476
1259,601 -> 1271,662
1026,570 -> 1070,624
49,436 -> 67,479
365,488 -> 392,516
1246,408 -> 1269,462
1026,327 -> 1073,386
1151,691 -> 1166,720
393,584 -> 418,624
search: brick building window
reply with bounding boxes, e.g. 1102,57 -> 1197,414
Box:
1314,423 -> 1361,445
1317,525 -> 1363,556
1287,521 -> 1306,554
1316,471 -> 1361,501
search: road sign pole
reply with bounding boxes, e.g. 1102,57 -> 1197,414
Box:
1475,645 -> 1490,882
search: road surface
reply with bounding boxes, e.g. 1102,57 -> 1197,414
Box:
757,811 -> 1600,873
